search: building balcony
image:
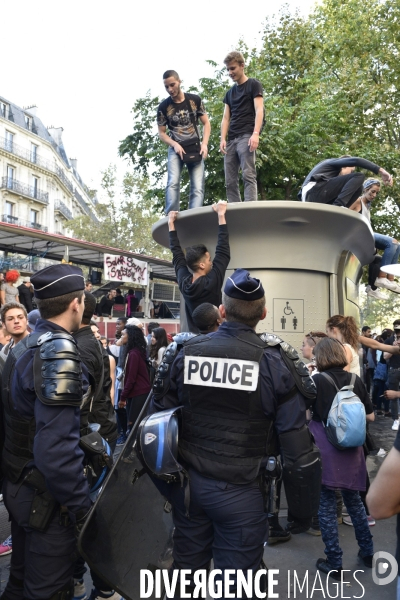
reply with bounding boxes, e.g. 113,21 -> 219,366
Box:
1,177 -> 49,204
1,214 -> 48,232
74,189 -> 98,221
0,136 -> 74,194
55,200 -> 73,220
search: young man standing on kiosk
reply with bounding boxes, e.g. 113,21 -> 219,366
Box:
220,51 -> 264,203
157,70 -> 211,213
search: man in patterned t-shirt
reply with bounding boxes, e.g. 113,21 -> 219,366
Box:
157,69 -> 211,214
220,51 -> 265,203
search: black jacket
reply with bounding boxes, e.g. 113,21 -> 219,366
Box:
17,284 -> 33,313
169,224 -> 230,333
298,156 -> 380,200
74,327 -> 117,443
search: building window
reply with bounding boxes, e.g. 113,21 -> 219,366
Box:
30,209 -> 38,227
30,143 -> 38,163
5,131 -> 14,152
25,115 -> 32,130
7,166 -> 14,188
4,201 -> 16,224
0,102 -> 8,118
32,176 -> 39,198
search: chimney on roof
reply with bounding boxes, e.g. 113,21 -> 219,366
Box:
47,126 -> 64,146
25,105 -> 38,117
70,158 -> 78,171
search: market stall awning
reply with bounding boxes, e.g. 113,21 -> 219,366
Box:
0,222 -> 176,281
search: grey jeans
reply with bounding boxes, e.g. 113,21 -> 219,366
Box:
224,134 -> 257,202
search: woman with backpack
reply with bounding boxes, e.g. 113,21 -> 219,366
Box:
310,337 -> 375,579
118,325 -> 151,434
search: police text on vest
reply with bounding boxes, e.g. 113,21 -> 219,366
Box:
184,357 -> 259,391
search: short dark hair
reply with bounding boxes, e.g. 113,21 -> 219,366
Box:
362,325 -> 371,333
82,291 -> 97,325
314,337 -> 348,372
163,70 -> 180,80
90,320 -> 98,327
36,290 -> 84,320
222,292 -> 265,328
192,303 -> 220,333
393,319 -> 400,327
147,321 -> 160,334
185,244 -> 208,272
0,302 -> 28,323
116,317 -> 128,324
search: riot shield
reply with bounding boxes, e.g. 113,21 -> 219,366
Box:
79,394 -> 172,600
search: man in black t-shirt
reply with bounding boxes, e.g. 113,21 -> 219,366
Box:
157,69 -> 211,214
220,51 -> 264,203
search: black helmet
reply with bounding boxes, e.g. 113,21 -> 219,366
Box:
137,407 -> 183,480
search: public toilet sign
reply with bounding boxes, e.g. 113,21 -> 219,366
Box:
103,254 -> 148,285
273,298 -> 304,333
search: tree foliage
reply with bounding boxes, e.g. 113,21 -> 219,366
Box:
119,0 -> 400,236
67,165 -> 169,260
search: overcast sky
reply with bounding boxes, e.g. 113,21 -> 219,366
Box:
2,0 -> 317,197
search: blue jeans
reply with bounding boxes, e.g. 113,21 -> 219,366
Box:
318,485 -> 373,568
374,233 -> 400,268
165,147 -> 205,213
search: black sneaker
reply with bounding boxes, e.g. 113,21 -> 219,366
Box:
316,558 -> 343,580
285,520 -> 310,535
358,550 -> 373,568
268,526 -> 291,545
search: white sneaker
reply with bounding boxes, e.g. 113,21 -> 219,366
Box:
392,420 -> 399,431
377,448 -> 387,457
367,288 -> 387,300
375,277 -> 398,291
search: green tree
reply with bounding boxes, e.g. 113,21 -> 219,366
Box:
119,0 -> 400,234
68,165 -> 169,260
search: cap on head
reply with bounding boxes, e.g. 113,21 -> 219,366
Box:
126,317 -> 143,327
224,269 -> 264,301
27,309 -> 41,331
31,264 -> 85,299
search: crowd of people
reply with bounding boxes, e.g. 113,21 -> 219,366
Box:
0,47 -> 398,600
0,264 -> 180,600
0,230 -> 399,599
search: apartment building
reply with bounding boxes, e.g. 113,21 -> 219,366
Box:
0,96 -> 98,236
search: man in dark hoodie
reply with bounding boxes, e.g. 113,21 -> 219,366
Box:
168,201 -> 230,333
299,155 -> 392,207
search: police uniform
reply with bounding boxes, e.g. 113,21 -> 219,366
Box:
0,265 -> 91,600
149,270 -> 321,596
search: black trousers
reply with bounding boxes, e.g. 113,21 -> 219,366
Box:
2,478 -> 76,600
306,172 -> 365,207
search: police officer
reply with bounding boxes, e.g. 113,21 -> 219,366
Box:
150,269 -> 321,597
0,265 -> 91,600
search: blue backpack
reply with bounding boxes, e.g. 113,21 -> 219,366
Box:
321,373 -> 366,450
